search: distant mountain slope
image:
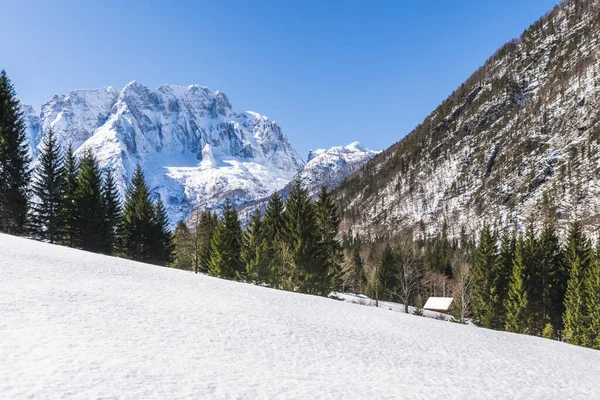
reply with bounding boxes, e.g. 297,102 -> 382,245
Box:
23,82 -> 305,225
336,0 -> 600,239
2,233 -> 599,398
237,142 -> 377,222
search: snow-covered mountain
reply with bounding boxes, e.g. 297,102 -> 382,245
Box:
336,0 -> 600,240
24,82 -> 305,225
301,141 -> 379,195
237,142 -> 377,222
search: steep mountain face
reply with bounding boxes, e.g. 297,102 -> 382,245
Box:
24,82 -> 305,225
337,0 -> 600,240
237,142 -> 378,222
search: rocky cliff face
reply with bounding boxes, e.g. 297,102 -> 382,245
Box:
336,0 -> 600,240
24,82 -> 305,225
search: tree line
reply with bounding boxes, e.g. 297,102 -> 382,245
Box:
472,221 -> 600,349
173,183 -> 342,296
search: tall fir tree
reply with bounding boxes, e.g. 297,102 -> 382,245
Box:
341,238 -> 366,294
74,149 -> 109,253
522,222 -> 544,335
208,200 -> 243,279
471,223 -> 499,328
61,143 -> 79,247
262,192 -> 285,286
505,235 -> 530,334
242,209 -> 270,284
0,70 -> 30,234
490,229 -> 515,329
562,221 -> 592,345
582,240 -> 600,348
172,220 -> 194,271
31,128 -> 65,243
103,169 -> 121,254
195,210 -> 218,273
315,186 -> 342,293
282,179 -> 321,294
538,222 -> 565,337
118,165 -> 156,262
151,198 -> 174,266
376,244 -> 397,301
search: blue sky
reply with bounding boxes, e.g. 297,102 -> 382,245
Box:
1,0 -> 558,159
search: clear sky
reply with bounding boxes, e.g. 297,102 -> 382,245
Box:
1,0 -> 559,159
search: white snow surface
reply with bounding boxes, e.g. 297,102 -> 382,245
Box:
1,233 -> 599,399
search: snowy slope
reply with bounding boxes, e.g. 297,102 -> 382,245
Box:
237,142 -> 377,223
23,82 -> 305,226
1,233 -> 599,399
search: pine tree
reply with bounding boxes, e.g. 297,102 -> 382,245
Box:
262,192 -> 285,285
582,241 -> 600,348
315,186 -> 342,293
196,211 -> 218,273
0,70 -> 31,234
31,128 -> 65,243
505,235 -> 530,334
60,143 -> 79,247
522,222 -> 543,335
341,238 -> 366,294
74,149 -> 108,253
471,223 -> 499,328
376,244 -> 397,301
538,222 -> 565,337
172,220 -> 194,270
118,165 -> 156,262
208,200 -> 243,279
282,179 -> 321,294
103,169 -> 121,254
563,222 -> 592,345
490,229 -> 515,330
242,209 -> 270,284
151,198 -> 174,266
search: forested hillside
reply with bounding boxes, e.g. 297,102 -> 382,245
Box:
337,0 -> 600,240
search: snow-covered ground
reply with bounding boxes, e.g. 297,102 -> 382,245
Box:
1,234 -> 599,399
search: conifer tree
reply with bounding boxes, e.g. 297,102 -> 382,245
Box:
490,229 -> 515,329
0,70 -> 31,234
563,221 -> 592,345
172,220 -> 194,270
151,198 -> 174,266
74,149 -> 108,253
262,192 -> 285,285
263,192 -> 285,242
471,223 -> 499,328
282,179 -> 321,294
31,128 -> 65,243
538,222 -> 565,336
376,244 -> 397,301
505,235 -> 530,334
242,209 -> 270,284
118,165 -> 156,262
315,186 -> 342,293
582,241 -> 600,348
103,169 -> 121,254
342,238 -> 366,294
522,222 -> 544,335
208,200 -> 243,279
61,143 -> 79,247
195,210 -> 218,273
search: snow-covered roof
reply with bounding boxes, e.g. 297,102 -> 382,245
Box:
423,297 -> 454,311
